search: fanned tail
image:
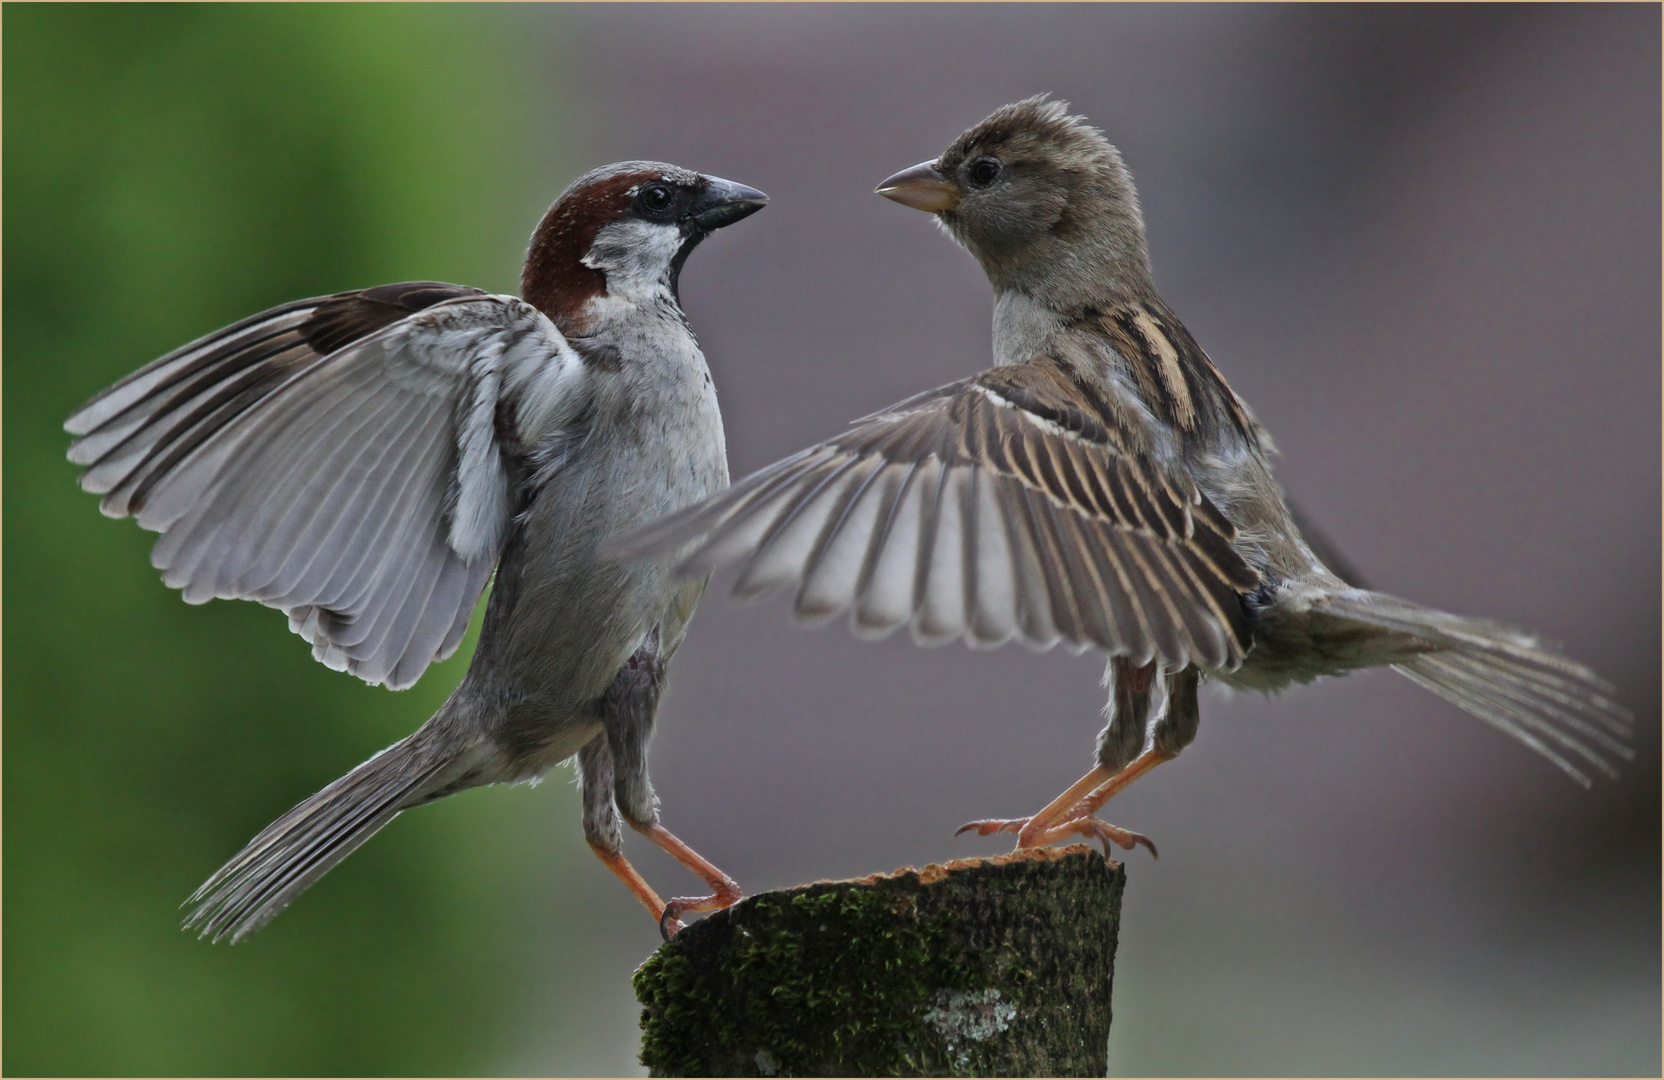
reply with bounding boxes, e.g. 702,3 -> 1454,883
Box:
1313,590 -> 1634,787
183,735 -> 446,943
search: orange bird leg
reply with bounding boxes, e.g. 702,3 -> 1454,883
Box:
632,822 -> 743,940
1020,747 -> 1172,855
1055,746 -> 1170,825
955,748 -> 1173,858
956,763 -> 1113,839
587,840 -> 669,925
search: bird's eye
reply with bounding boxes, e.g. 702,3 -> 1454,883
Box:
968,157 -> 1003,188
639,184 -> 674,214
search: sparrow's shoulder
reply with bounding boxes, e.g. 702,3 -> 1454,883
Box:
300,281 -> 492,356
1045,297 -> 1263,455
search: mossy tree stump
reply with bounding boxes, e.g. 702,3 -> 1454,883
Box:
634,845 -> 1125,1077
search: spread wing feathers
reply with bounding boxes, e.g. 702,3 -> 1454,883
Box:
65,289 -> 588,689
621,366 -> 1259,670
1314,590 -> 1635,787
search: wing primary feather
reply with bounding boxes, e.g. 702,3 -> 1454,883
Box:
732,454 -> 865,601
165,375 -> 398,600
1019,491 -> 1086,647
992,477 -> 1060,648
68,325 -> 311,468
964,464 -> 1025,648
364,528 -> 457,688
851,460 -> 920,608
82,336 -> 316,503
853,460 -> 929,637
966,467 -> 1018,648
1119,533 -> 1192,667
1070,516 -> 1140,657
913,466 -> 968,644
632,448 -> 831,569
1001,421 -> 1046,491
117,344 -> 328,514
135,352 -> 363,542
65,298 -> 324,435
311,433 -> 450,633
248,390 -> 436,600
1101,460 -> 1149,531
1092,528 -> 1159,665
1060,438 -> 1114,519
1152,478 -> 1192,537
1116,460 -> 1168,537
907,456 -> 952,621
793,456 -> 889,622
256,391 -> 446,607
1140,537 -> 1225,666
959,465 -> 981,639
257,395 -> 444,616
151,383 -> 375,598
1043,502 -> 1119,653
1024,426 -> 1074,511
224,373 -> 417,594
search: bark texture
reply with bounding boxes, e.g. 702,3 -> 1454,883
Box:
634,845 -> 1124,1077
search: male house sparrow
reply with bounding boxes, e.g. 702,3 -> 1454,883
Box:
64,162 -> 766,941
621,99 -> 1632,856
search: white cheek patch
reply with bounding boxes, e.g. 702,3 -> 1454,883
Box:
582,218 -> 685,302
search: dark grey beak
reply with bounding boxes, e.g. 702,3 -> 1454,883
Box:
689,175 -> 769,231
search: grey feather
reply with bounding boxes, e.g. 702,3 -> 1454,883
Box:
69,294 -> 585,690
183,735 -> 449,943
1313,590 -> 1634,785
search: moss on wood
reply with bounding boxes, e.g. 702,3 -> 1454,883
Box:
634,845 -> 1125,1077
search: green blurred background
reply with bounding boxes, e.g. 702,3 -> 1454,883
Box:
5,5 -> 582,1074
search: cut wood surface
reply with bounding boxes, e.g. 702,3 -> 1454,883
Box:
634,845 -> 1126,1077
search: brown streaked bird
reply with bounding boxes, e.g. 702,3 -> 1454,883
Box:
618,98 -> 1633,859
65,161 -> 767,941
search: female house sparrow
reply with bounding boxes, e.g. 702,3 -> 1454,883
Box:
620,99 -> 1631,857
64,162 -> 766,941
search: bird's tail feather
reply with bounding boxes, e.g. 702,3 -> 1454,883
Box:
183,735 -> 447,943
1312,590 -> 1634,787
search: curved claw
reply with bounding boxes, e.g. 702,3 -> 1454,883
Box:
658,884 -> 744,942
954,817 -> 1029,839
1069,818 -> 1159,860
956,812 -> 1158,862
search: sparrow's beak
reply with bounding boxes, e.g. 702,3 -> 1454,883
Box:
689,175 -> 770,231
875,160 -> 959,213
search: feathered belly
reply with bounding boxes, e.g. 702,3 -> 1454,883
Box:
481,426 -> 725,705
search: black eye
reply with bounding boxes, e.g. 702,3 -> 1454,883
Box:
968,157 -> 1003,188
639,183 -> 674,214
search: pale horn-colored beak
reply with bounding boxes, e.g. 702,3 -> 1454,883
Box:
875,160 -> 959,213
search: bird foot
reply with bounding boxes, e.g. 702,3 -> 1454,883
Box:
1052,816 -> 1158,859
956,814 -> 1157,860
955,817 -> 1028,839
658,881 -> 743,941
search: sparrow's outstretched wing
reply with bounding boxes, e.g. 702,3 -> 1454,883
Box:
66,283 -> 589,689
620,358 -> 1259,670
